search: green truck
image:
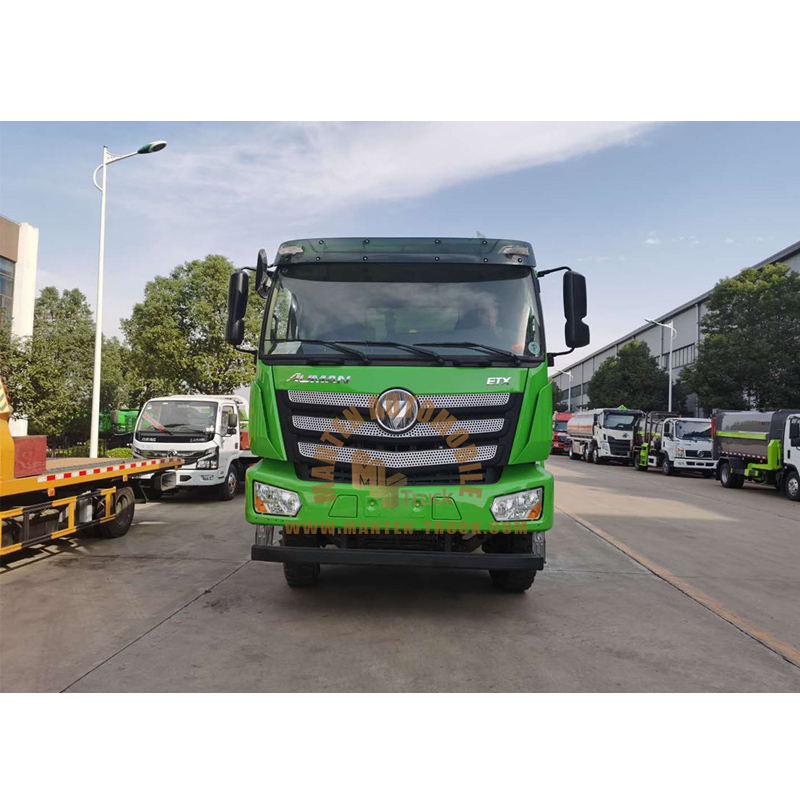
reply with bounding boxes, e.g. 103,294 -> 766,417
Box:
225,238 -> 590,590
714,409 -> 800,501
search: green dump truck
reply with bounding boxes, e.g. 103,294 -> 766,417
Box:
713,409 -> 800,501
225,238 -> 590,590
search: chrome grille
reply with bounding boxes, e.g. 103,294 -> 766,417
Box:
287,390 -> 510,408
292,415 -> 504,438
297,442 -> 496,468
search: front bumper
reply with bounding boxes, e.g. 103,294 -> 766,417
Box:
245,459 -> 553,569
175,467 -> 225,486
251,544 -> 544,570
674,458 -> 717,470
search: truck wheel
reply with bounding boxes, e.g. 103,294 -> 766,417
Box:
785,470 -> 800,502
489,569 -> 536,592
661,456 -> 675,476
568,448 -> 581,461
284,562 -> 320,587
98,487 -> 135,538
218,464 -> 238,501
719,461 -> 744,489
587,446 -> 595,464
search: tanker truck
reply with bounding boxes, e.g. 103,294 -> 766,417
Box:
566,407 -> 643,464
713,409 -> 800,501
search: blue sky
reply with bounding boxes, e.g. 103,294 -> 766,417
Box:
1,122 -> 798,366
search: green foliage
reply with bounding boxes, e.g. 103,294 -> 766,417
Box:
551,381 -> 568,412
0,287 -> 131,442
106,447 -> 133,458
681,263 -> 800,409
121,255 -> 261,402
588,340 -> 674,411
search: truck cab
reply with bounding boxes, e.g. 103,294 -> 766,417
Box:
551,411 -> 572,454
131,394 -> 256,500
225,237 -> 590,590
633,413 -> 715,476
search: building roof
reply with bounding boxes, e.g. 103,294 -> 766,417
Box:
554,239 -> 800,375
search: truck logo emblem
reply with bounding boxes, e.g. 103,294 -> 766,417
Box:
487,377 -> 510,385
287,373 -> 351,384
374,388 -> 419,433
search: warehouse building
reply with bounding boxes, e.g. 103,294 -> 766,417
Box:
551,239 -> 800,414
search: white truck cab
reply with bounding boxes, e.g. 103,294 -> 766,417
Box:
633,413 -> 716,476
657,417 -> 716,475
131,394 -> 257,500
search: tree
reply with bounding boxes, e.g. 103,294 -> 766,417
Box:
588,340 -> 675,411
0,287 -> 131,442
121,255 -> 261,401
551,381 -> 568,412
681,263 -> 800,410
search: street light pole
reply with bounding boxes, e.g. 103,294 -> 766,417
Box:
89,141 -> 167,458
645,318 -> 677,413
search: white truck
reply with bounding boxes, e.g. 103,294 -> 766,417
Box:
632,412 -> 716,476
131,394 -> 257,500
567,407 -> 643,464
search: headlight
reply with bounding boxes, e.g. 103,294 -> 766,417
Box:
195,447 -> 219,469
131,445 -> 145,458
253,482 -> 302,517
677,447 -> 685,455
491,487 -> 543,522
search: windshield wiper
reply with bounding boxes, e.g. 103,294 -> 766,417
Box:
338,340 -> 446,365
414,341 -> 522,366
277,339 -> 371,364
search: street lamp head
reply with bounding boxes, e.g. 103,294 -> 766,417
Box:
138,141 -> 168,154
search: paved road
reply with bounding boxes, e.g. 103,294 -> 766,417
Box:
1,463 -> 799,692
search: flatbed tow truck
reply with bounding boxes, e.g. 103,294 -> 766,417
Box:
1,382 -> 182,558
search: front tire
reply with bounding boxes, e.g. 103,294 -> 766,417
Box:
661,456 -> 675,476
98,487 -> 135,538
719,461 -> 744,489
785,470 -> 800,502
489,569 -> 536,592
284,562 -> 320,587
218,464 -> 238,501
569,448 -> 581,461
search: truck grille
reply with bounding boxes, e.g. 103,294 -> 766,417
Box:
685,449 -> 711,458
607,437 -> 632,456
277,389 -> 522,485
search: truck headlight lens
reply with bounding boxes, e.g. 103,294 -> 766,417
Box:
676,446 -> 685,455
253,482 -> 302,517
195,447 -> 219,469
491,487 -> 543,522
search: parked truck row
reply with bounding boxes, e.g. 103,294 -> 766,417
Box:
551,404 -> 800,501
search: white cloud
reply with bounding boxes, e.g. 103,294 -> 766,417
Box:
724,238 -> 735,244
119,122 -> 656,224
644,237 -> 661,245
576,255 -> 610,263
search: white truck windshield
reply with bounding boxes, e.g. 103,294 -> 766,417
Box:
675,420 -> 712,439
137,400 -> 218,438
604,413 -> 638,430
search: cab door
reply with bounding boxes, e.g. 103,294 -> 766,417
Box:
219,404 -> 239,468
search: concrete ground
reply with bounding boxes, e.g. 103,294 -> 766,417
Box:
1,462 -> 799,692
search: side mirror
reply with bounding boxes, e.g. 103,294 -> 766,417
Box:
228,413 -> 238,435
255,248 -> 272,299
225,270 -> 249,346
563,271 -> 590,349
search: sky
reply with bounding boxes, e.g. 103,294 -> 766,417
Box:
1,121 -> 798,369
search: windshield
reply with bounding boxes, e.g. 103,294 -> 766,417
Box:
603,412 -> 638,430
262,262 -> 543,360
676,420 -> 712,439
553,421 -> 569,432
136,400 -> 218,440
